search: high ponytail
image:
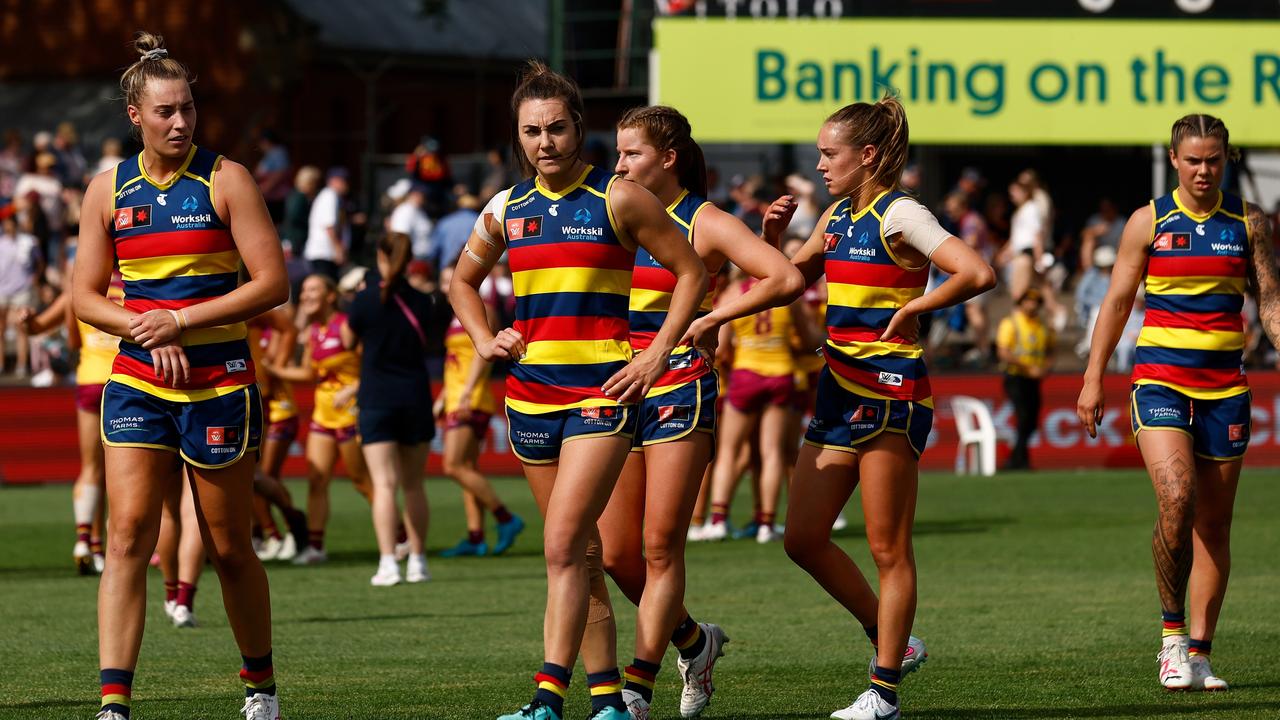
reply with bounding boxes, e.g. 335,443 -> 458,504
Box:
617,105 -> 708,197
378,232 -> 412,305
825,93 -> 911,196
120,32 -> 193,111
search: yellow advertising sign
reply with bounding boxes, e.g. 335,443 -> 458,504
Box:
653,18 -> 1280,145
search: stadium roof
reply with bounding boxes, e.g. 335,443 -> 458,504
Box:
282,0 -> 548,60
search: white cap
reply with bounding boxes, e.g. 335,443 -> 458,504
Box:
385,178 -> 411,202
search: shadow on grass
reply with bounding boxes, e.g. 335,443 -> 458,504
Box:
287,610 -> 519,625
903,700 -> 1279,719
0,696 -> 196,710
834,516 -> 1016,539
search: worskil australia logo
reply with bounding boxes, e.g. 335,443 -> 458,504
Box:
562,206 -> 603,240
574,208 -> 592,223
170,196 -> 211,229
182,195 -> 199,211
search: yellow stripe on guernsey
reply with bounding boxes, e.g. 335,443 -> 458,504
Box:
521,338 -> 633,366
117,250 -> 241,283
512,266 -> 632,297
826,282 -> 923,310
1143,275 -> 1245,297
829,338 -> 925,360
1137,327 -> 1245,352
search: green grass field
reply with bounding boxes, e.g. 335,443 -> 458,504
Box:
2,469 -> 1278,719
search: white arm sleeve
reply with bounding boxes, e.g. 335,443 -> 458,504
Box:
881,197 -> 953,258
473,188 -> 511,247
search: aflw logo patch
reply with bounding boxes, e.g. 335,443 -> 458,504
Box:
506,215 -> 543,240
851,405 -> 878,422
1153,232 -> 1191,252
206,426 -> 239,445
114,205 -> 152,230
1229,423 -> 1246,441
658,405 -> 691,422
581,406 -> 618,419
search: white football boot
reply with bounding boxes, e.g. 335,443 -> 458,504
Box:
1158,636 -> 1193,690
406,554 -> 431,583
830,689 -> 899,720
677,622 -> 729,718
172,604 -> 197,628
1189,654 -> 1229,691
241,692 -> 281,720
867,636 -> 929,677
622,688 -> 650,720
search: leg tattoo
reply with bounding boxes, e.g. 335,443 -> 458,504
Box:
1150,451 -> 1195,614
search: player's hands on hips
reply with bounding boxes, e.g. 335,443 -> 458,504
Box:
129,309 -> 182,349
880,305 -> 921,344
680,316 -> 720,363
479,327 -> 525,362
1076,379 -> 1105,439
603,350 -> 665,404
149,340 -> 191,385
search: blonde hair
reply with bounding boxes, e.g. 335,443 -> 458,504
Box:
120,32 -> 193,110
825,93 -> 910,197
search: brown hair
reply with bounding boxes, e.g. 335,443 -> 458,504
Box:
617,105 -> 708,197
1170,113 -> 1238,161
509,60 -> 586,178
824,93 -> 910,196
378,232 -> 412,304
120,32 -> 193,110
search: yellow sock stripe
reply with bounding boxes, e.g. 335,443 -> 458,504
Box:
623,671 -> 656,690
1188,648 -> 1206,657
1162,627 -> 1188,638
870,677 -> 898,692
589,680 -> 624,696
101,694 -> 131,707
242,676 -> 276,690
674,626 -> 702,650
537,681 -> 567,698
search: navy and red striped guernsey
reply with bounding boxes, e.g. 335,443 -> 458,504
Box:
1133,190 -> 1251,400
629,188 -> 715,397
109,145 -> 255,401
502,165 -> 635,414
820,190 -> 933,406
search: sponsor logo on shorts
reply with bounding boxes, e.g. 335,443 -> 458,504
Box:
225,359 -> 248,373
581,405 -> 619,426
206,426 -> 239,445
506,215 -> 542,240
1229,423 -> 1246,441
514,429 -> 552,446
114,205 -> 152,231
877,371 -> 904,387
851,405 -> 878,422
1148,406 -> 1182,420
658,405 -> 691,422
1153,232 -> 1191,252
107,416 -> 146,435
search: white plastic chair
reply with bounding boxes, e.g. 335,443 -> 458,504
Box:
951,395 -> 997,477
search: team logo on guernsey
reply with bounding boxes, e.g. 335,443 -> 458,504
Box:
823,233 -> 840,253
1154,232 -> 1191,252
506,215 -> 543,240
206,426 -> 239,445
851,405 -> 878,422
156,193 -> 167,206
1229,424 -> 1246,441
658,405 -> 691,422
114,205 -> 152,230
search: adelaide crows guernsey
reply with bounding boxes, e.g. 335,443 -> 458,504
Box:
630,189 -> 715,397
820,190 -> 932,406
501,165 -> 634,414
110,146 -> 254,401
1133,190 -> 1251,399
